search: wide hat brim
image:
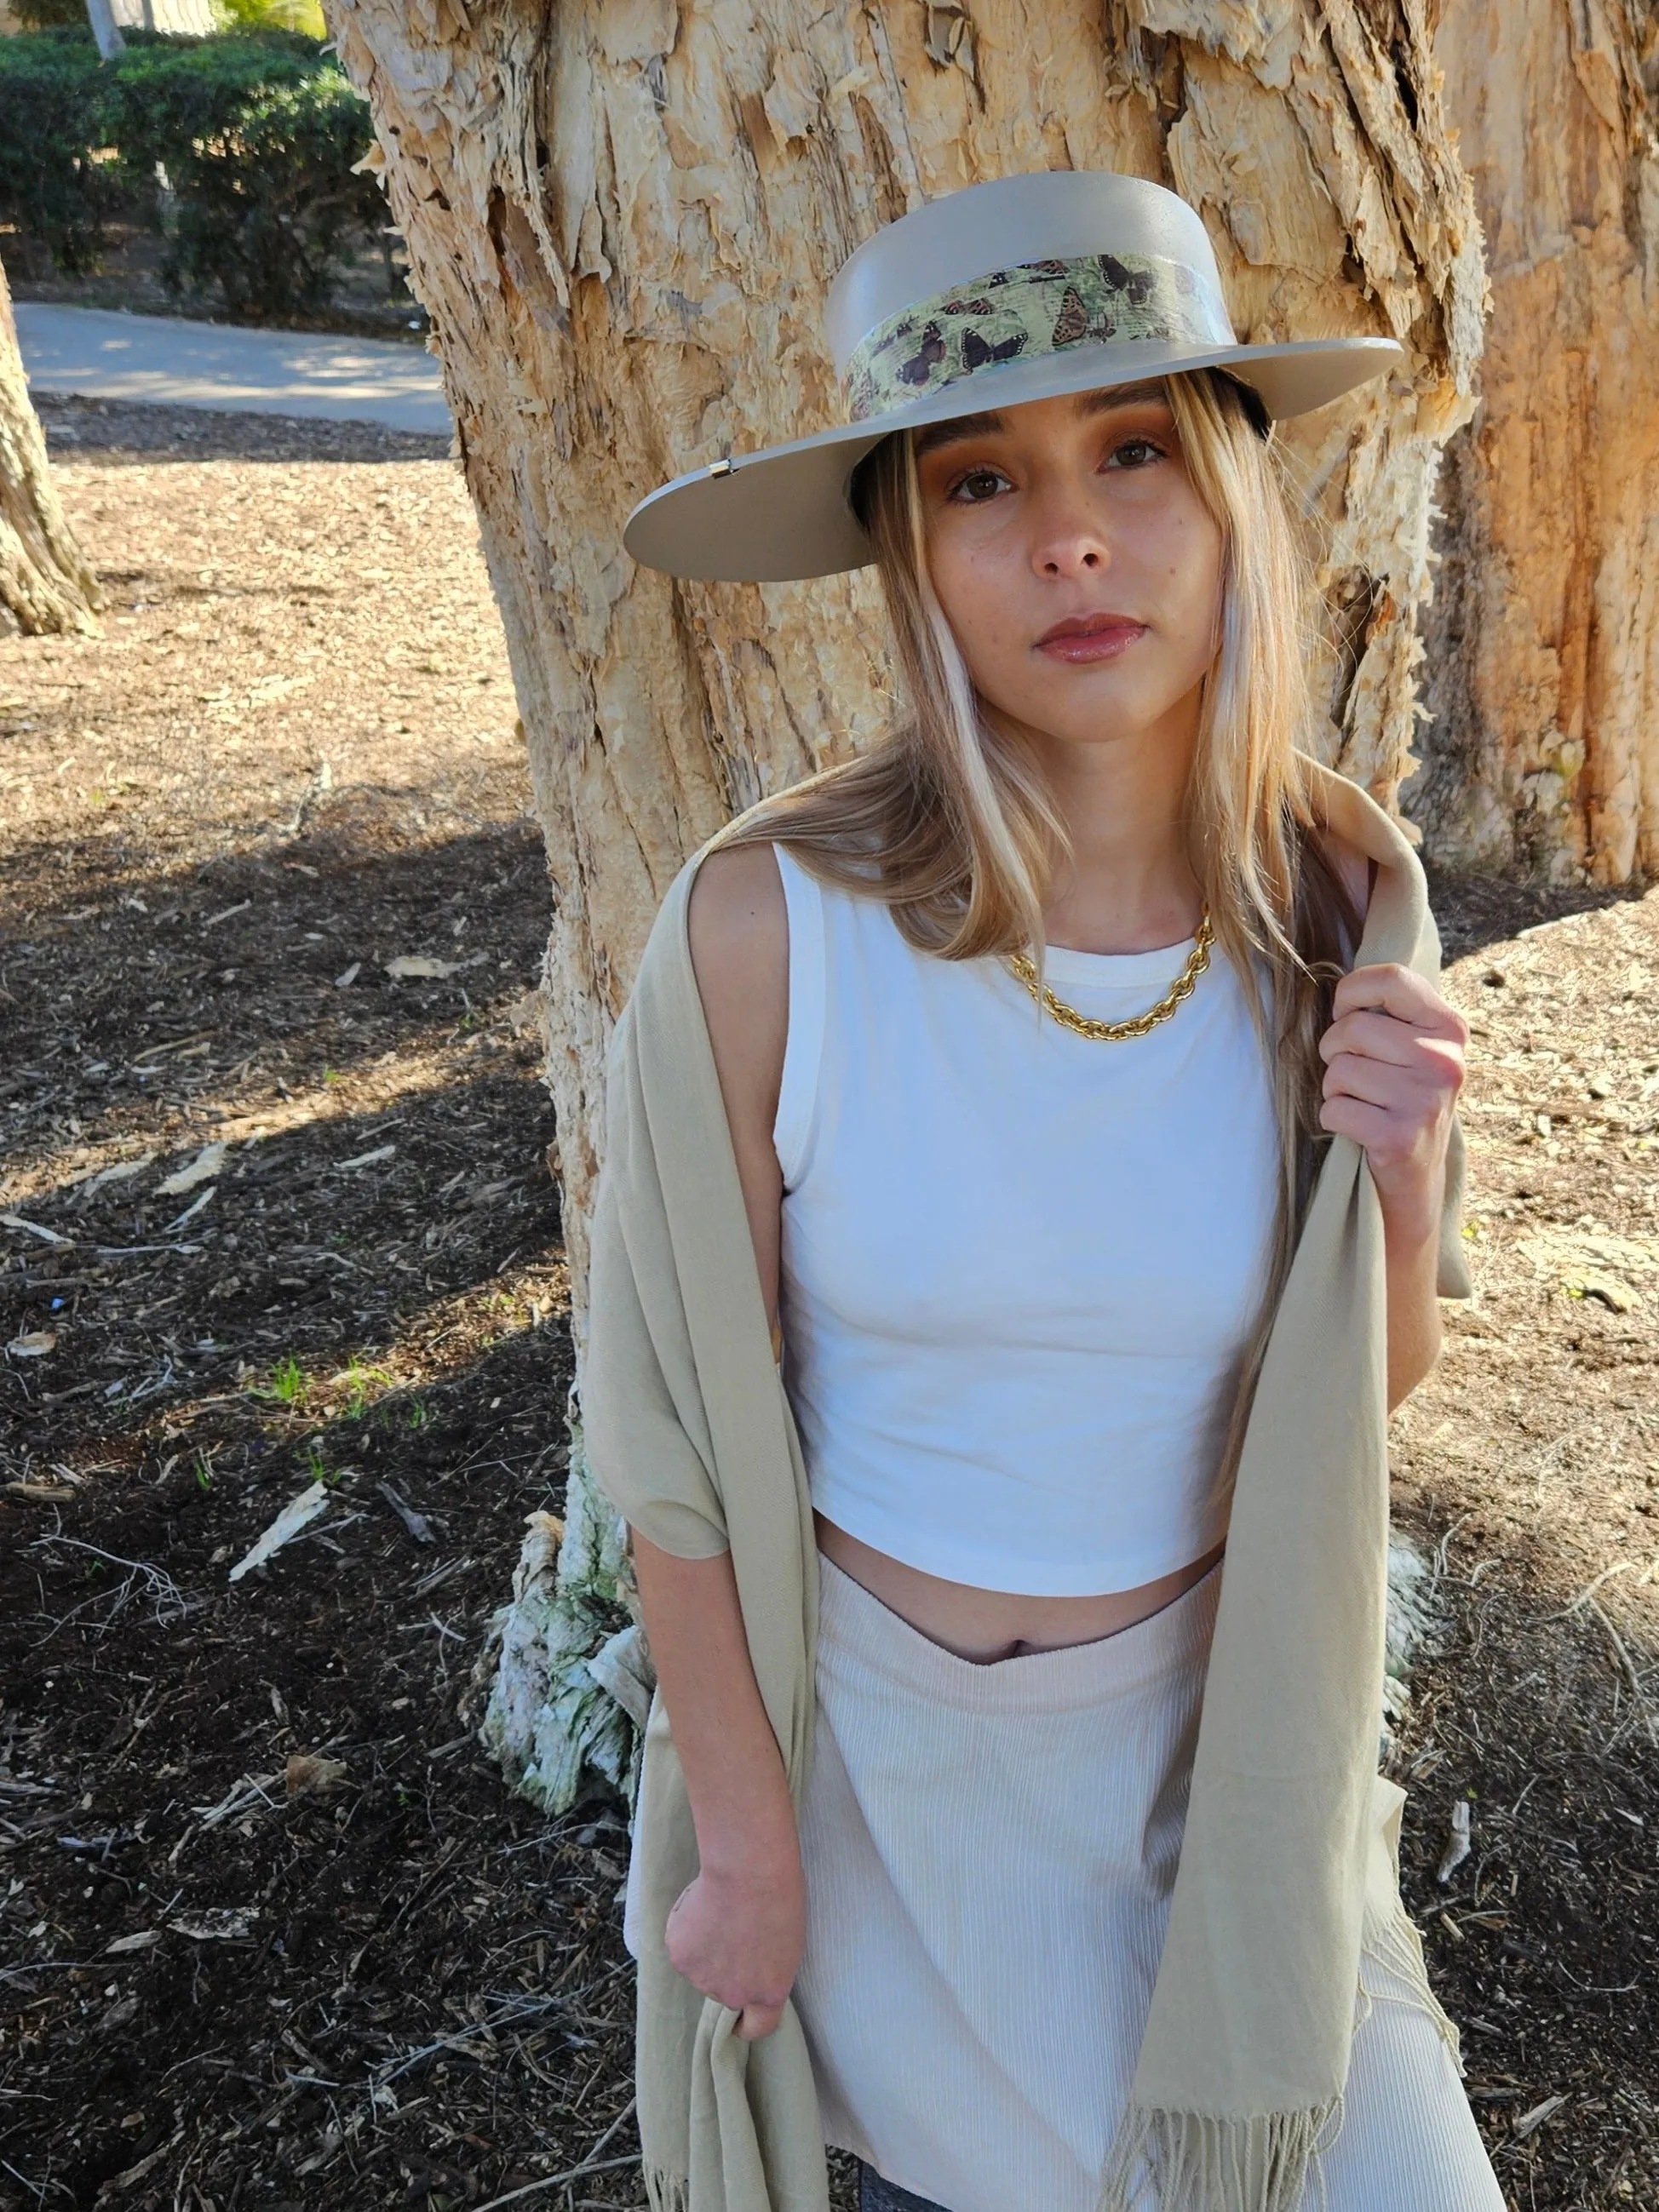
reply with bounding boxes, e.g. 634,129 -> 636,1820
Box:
623,332 -> 1403,586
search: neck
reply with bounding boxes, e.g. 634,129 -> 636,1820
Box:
1000,692 -> 1204,956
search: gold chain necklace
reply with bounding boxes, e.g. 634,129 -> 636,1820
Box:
1007,908 -> 1215,1042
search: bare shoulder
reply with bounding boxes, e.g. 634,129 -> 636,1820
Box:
687,840 -> 788,997
687,840 -> 789,1126
1312,823 -> 1372,926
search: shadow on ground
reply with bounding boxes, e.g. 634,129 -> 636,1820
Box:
32,392 -> 449,468
1426,862 -> 1650,963
1391,1512 -> 1658,2207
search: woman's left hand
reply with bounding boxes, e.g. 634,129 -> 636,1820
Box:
1317,964 -> 1468,1241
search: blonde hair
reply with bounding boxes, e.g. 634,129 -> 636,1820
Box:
718,369 -> 1363,1468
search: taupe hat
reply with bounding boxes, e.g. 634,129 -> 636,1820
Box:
623,169 -> 1402,585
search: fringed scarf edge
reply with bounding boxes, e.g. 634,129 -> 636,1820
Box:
1358,1894 -> 1463,2070
645,2165 -> 691,2212
1095,2101 -> 1341,2212
1095,1894 -> 1463,2212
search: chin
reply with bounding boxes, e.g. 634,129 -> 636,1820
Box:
1027,679 -> 1170,737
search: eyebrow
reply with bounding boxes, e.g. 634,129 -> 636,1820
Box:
911,381 -> 1172,459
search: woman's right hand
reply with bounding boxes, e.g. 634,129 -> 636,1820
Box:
629,1528 -> 805,2043
665,1837 -> 807,2041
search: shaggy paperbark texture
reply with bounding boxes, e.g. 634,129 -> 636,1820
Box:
1415,0 -> 1659,885
0,263 -> 102,637
324,0 -> 1487,1808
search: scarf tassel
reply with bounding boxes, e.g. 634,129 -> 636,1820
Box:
1096,2100 -> 1342,2212
644,2167 -> 691,2212
1357,1898 -> 1463,2067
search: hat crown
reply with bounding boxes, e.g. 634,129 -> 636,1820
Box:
825,171 -> 1234,377
622,166 -> 1404,583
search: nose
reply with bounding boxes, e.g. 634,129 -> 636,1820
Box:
1025,475 -> 1112,581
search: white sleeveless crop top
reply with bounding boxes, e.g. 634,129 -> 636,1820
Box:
772,844 -> 1282,1597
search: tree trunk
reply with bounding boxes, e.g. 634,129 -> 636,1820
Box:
83,0 -> 126,61
1414,0 -> 1659,885
324,0 -> 1486,1810
0,262 -> 103,639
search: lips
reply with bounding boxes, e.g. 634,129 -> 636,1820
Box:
1037,612 -> 1144,644
1035,613 -> 1147,662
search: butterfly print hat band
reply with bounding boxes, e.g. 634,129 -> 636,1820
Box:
623,169 -> 1404,585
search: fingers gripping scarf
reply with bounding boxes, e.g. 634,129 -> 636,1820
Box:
585,759 -> 1472,2212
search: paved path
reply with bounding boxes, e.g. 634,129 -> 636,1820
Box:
14,302 -> 451,437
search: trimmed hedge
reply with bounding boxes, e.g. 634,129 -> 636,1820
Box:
0,32 -> 118,276
0,27 -> 387,319
5,0 -> 93,26
107,41 -> 387,318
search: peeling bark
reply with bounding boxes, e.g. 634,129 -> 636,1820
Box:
0,263 -> 103,639
1417,0 -> 1659,885
323,0 -> 1487,1807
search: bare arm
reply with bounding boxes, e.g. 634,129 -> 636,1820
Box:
1378,1201 -> 1444,1413
630,841 -> 798,2040
631,1536 -> 803,2039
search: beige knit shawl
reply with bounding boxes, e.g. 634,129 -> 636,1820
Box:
585,757 -> 1472,2212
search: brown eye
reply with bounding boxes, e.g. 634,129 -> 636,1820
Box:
949,466 -> 1007,504
1107,438 -> 1163,470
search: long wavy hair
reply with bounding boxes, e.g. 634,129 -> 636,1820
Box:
715,367 -> 1363,1483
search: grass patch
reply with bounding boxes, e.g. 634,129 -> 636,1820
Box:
250,1352 -> 307,1407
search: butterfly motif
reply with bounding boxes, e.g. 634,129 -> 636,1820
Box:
1099,254 -> 1154,307
962,328 -> 1027,371
898,323 -> 948,386
943,297 -> 997,317
1050,286 -> 1091,347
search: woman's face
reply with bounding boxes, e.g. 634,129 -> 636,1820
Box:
915,380 -> 1226,761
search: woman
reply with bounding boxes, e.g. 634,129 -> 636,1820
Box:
587,172 -> 1501,2212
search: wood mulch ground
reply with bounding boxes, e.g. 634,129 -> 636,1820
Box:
1,394 -> 1655,2212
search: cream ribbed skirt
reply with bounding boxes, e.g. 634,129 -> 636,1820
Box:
793,1553 -> 1501,2212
